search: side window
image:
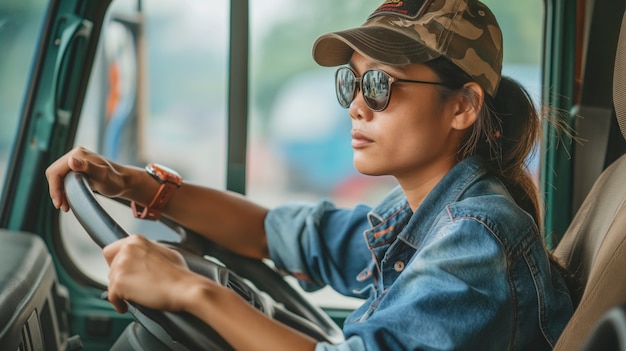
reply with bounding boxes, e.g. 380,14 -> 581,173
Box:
482,0 -> 544,181
246,1 -> 398,209
0,0 -> 47,198
60,0 -> 544,299
247,0 -> 545,208
60,0 -> 230,283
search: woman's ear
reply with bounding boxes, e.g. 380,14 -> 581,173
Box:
450,81 -> 484,131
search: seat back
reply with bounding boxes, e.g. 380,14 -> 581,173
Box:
553,9 -> 626,351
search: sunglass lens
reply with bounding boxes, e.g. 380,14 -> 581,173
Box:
336,68 -> 356,108
362,70 -> 390,111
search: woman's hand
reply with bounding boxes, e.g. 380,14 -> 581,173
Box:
103,234 -> 206,313
45,146 -> 143,212
102,235 -> 317,351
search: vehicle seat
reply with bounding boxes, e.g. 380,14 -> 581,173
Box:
552,9 -> 626,351
579,304 -> 626,350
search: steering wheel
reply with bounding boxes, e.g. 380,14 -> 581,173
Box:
63,171 -> 344,350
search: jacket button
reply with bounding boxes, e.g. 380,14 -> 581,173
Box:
394,261 -> 405,272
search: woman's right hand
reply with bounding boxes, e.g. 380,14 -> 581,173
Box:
45,146 -> 140,212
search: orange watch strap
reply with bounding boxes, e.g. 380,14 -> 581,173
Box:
131,163 -> 182,221
131,182 -> 179,220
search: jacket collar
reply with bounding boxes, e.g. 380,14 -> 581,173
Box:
366,156 -> 488,248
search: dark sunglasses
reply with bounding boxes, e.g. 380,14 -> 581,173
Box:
335,67 -> 448,112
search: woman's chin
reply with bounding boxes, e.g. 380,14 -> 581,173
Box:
353,161 -> 385,177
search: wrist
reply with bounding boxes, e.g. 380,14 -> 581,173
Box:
120,165 -> 158,202
131,163 -> 183,220
181,276 -> 230,314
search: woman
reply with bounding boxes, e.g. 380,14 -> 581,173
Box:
46,0 -> 573,350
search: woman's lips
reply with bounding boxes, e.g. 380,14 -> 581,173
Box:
351,130 -> 374,148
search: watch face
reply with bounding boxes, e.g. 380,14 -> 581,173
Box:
146,163 -> 183,186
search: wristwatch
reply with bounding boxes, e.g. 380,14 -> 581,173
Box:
131,163 -> 183,220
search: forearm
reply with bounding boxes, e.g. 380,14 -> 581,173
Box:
185,276 -> 317,351
164,183 -> 269,258
120,165 -> 270,259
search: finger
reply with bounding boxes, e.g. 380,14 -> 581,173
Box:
105,244 -> 134,314
58,155 -> 87,212
45,155 -> 72,211
107,235 -> 150,263
153,242 -> 186,262
46,172 -> 67,211
103,235 -> 145,264
102,239 -> 124,265
68,155 -> 85,171
66,148 -> 108,183
106,288 -> 129,314
68,151 -> 129,198
45,147 -> 95,212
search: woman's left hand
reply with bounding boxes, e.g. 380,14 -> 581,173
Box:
103,234 -> 205,313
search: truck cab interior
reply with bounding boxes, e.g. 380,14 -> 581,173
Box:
1,0 -> 626,350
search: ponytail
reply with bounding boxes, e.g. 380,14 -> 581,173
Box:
425,57 -> 581,301
425,58 -> 542,230
483,77 -> 542,228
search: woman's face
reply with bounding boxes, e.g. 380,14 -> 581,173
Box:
347,52 -> 466,185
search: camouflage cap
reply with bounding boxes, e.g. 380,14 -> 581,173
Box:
312,0 -> 503,96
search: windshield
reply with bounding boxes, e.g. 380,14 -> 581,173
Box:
0,0 -> 47,197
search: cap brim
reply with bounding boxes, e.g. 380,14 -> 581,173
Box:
312,26 -> 441,67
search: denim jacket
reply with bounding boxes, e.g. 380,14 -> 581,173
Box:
265,157 -> 573,351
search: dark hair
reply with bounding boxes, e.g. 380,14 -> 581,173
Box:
424,58 -> 583,303
424,57 -> 542,230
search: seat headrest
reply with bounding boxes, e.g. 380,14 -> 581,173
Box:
613,12 -> 626,141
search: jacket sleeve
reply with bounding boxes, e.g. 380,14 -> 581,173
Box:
265,200 -> 373,296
